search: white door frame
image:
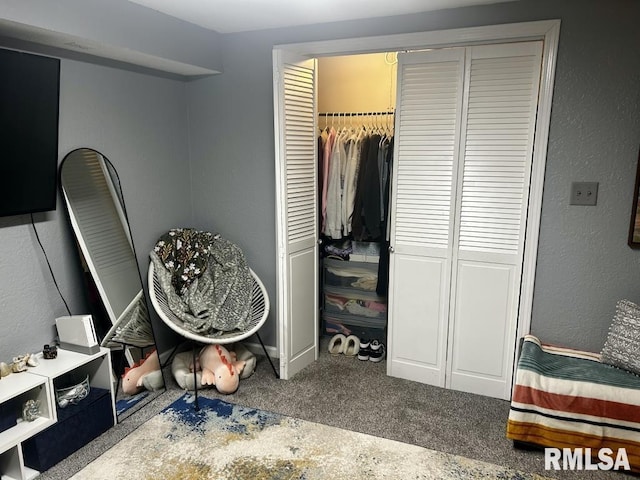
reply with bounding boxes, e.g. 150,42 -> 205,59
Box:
273,19 -> 560,381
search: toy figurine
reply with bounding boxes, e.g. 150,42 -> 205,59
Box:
43,344 -> 58,359
22,399 -> 40,421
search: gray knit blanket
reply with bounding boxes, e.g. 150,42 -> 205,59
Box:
151,229 -> 253,335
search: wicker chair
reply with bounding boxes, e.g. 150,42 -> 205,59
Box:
147,261 -> 278,408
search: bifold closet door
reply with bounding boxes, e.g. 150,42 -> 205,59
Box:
273,51 -> 319,380
387,48 -> 465,387
388,41 -> 543,400
447,42 -> 543,399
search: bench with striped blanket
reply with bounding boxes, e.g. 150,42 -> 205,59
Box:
507,335 -> 640,471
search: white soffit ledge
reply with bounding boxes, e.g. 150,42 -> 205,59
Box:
0,19 -> 219,77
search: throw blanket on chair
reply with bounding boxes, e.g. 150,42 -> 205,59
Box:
151,228 -> 253,335
507,335 -> 640,472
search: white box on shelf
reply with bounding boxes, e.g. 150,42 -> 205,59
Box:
55,315 -> 99,355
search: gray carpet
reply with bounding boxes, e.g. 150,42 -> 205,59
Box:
39,340 -> 632,480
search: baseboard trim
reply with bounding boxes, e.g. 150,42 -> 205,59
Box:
242,341 -> 279,359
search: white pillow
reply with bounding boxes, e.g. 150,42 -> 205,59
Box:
601,299 -> 640,375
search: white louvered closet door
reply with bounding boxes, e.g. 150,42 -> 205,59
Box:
273,51 -> 318,379
387,48 -> 465,387
388,42 -> 542,399
447,42 -> 543,399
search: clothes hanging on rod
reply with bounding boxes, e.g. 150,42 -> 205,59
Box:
318,111 -> 394,242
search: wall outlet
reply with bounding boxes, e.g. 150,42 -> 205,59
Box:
570,182 -> 598,206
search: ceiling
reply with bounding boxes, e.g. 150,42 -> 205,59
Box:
126,0 -> 517,34
0,0 -> 518,77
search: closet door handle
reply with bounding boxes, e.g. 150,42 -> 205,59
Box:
388,245 -> 394,253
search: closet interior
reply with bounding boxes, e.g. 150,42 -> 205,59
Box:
317,52 -> 397,360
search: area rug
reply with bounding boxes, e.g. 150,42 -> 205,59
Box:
115,391 -> 150,416
72,394 -> 548,480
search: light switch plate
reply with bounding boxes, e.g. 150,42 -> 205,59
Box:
570,182 -> 598,206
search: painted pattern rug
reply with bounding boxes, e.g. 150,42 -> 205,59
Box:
72,394 -> 548,480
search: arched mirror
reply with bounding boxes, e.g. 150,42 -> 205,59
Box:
59,147 -> 165,421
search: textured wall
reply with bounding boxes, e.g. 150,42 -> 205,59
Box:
0,56 -> 192,358
530,3 -> 640,349
2,0 -> 639,361
186,0 -> 640,352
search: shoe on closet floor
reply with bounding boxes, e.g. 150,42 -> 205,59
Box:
357,339 -> 371,361
343,335 -> 360,357
328,334 -> 347,355
369,340 -> 385,363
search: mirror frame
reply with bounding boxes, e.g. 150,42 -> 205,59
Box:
59,147 -> 165,421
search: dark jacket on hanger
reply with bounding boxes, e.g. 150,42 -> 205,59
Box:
362,134 -> 382,239
351,135 -> 369,240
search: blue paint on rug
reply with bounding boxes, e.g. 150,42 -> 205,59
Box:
115,391 -> 150,416
161,394 -> 283,437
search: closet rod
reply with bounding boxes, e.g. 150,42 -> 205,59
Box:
318,111 -> 394,116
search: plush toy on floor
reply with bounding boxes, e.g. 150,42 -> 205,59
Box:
121,349 -> 163,395
171,343 -> 256,394
198,344 -> 245,394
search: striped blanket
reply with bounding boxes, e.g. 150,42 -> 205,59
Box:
507,335 -> 640,471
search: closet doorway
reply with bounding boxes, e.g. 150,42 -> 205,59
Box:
272,20 -> 560,400
317,52 -> 397,371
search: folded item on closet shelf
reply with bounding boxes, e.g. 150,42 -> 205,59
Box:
325,265 -> 375,278
323,251 -> 350,261
325,267 -> 378,292
349,253 -> 379,264
323,241 -> 352,257
364,301 -> 387,313
324,320 -> 352,336
352,277 -> 377,291
325,293 -> 386,318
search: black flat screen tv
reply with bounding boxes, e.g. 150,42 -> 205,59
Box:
0,48 -> 60,217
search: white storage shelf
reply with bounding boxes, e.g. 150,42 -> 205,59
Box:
27,348 -> 115,424
0,373 -> 53,480
0,347 -> 114,480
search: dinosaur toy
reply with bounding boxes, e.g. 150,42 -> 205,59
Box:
121,349 -> 163,395
170,343 -> 255,393
196,344 -> 246,395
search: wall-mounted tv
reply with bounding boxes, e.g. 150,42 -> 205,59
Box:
0,48 -> 60,217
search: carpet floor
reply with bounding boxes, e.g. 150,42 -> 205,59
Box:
39,339 -> 632,480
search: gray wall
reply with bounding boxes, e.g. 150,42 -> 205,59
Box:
1,0 -> 638,360
187,0 -> 640,352
0,56 -> 191,357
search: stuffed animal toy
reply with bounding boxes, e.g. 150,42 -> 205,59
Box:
121,349 -> 163,395
196,344 -> 246,394
171,343 -> 255,394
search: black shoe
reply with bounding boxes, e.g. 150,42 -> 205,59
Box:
357,339 -> 371,361
368,340 -> 386,363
